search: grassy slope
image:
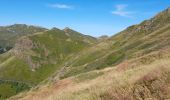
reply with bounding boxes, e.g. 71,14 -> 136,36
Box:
0,24 -> 47,47
61,25 -> 170,79
0,81 -> 30,100
0,28 -> 96,99
10,47 -> 170,100
2,8 -> 170,100
60,8 -> 170,79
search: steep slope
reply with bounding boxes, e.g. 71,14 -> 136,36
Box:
63,27 -> 97,44
3,7 -> 170,100
58,7 -> 170,79
10,44 -> 170,100
0,28 -> 97,99
0,24 -> 47,53
9,7 -> 170,100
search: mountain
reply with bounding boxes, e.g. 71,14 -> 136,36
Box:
0,24 -> 47,54
0,7 -> 168,100
7,7 -> 170,100
63,27 -> 97,44
58,7 -> 170,79
0,27 -> 97,99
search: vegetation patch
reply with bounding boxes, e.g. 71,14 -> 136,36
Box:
0,80 -> 30,100
105,51 -> 125,66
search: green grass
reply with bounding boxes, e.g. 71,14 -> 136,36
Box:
0,80 -> 30,100
105,51 -> 125,66
0,56 -> 61,99
0,84 -> 16,100
0,29 -> 94,85
0,56 -> 60,85
72,51 -> 106,67
0,28 -> 96,99
0,24 -> 46,48
61,50 -> 125,79
61,24 -> 170,79
30,30 -> 90,61
0,53 -> 11,64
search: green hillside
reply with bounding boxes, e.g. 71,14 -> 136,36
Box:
9,7 -> 170,100
0,24 -> 47,53
0,28 -> 97,99
0,7 -> 170,100
59,7 -> 170,79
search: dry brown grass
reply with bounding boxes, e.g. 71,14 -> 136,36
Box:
9,54 -> 170,100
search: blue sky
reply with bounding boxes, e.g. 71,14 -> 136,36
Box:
0,0 -> 170,37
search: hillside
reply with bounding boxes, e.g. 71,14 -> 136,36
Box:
56,7 -> 170,79
8,7 -> 170,100
0,24 -> 47,54
0,27 -> 97,99
10,48 -> 170,100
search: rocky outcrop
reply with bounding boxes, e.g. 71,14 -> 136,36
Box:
11,37 -> 39,71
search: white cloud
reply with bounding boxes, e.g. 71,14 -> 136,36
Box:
111,4 -> 133,17
47,3 -> 73,9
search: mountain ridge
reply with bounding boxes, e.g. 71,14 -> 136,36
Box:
0,25 -> 97,99
0,7 -> 170,100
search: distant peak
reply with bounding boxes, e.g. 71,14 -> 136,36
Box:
160,7 -> 170,14
13,24 -> 26,26
64,27 -> 70,30
167,7 -> 170,10
63,27 -> 73,33
51,27 -> 61,31
166,7 -> 170,12
63,27 -> 71,30
98,35 -> 109,41
6,24 -> 47,30
10,24 -> 27,27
